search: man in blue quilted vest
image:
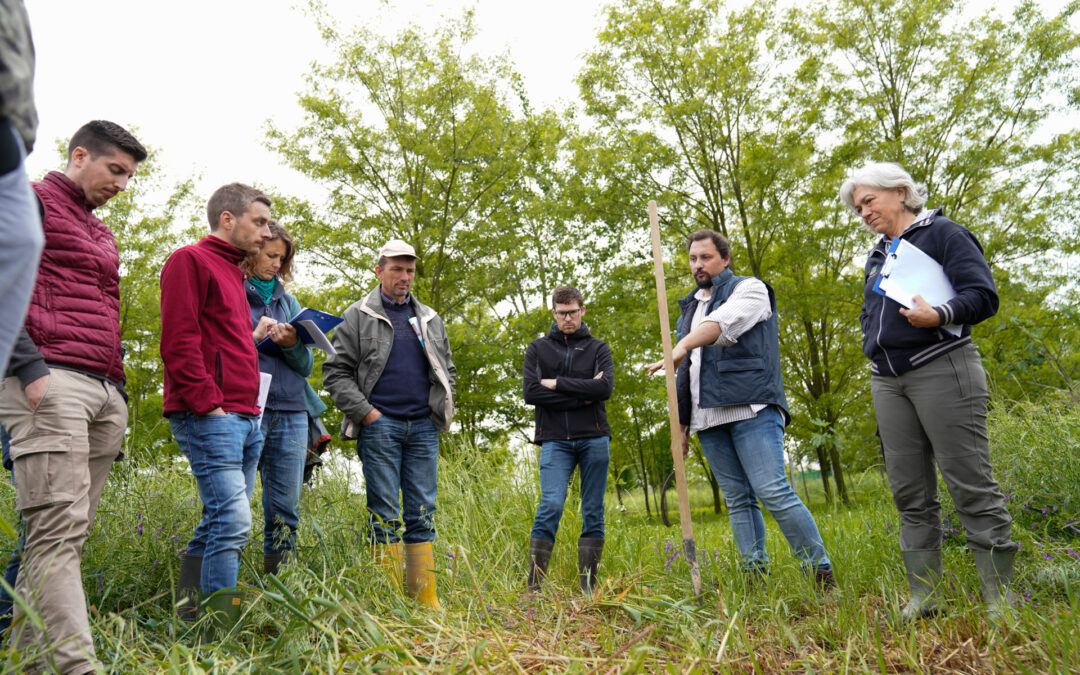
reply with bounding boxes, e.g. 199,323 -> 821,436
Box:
646,230 -> 835,591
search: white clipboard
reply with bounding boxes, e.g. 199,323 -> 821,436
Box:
873,238 -> 962,337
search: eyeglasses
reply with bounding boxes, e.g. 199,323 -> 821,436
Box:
553,309 -> 581,319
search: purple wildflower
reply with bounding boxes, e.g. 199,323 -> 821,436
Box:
665,549 -> 679,570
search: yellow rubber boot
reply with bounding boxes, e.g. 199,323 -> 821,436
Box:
375,542 -> 404,589
404,542 -> 443,610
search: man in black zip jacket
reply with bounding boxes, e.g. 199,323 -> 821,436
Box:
523,286 -> 614,594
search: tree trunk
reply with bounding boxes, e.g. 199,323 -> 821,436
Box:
697,448 -> 723,514
799,458 -> 810,503
829,443 -> 850,505
816,447 -> 834,505
613,464 -> 625,508
659,471 -> 675,527
631,409 -> 652,517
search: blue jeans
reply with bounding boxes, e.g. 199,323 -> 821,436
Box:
697,406 -> 830,571
258,410 -> 307,555
0,426 -> 22,643
530,436 -> 610,543
357,415 -> 439,544
171,413 -> 263,593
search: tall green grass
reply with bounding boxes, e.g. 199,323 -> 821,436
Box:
0,400 -> 1077,672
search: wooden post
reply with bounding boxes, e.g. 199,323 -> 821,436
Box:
647,200 -> 703,596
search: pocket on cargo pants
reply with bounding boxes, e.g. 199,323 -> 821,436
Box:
11,433 -> 78,510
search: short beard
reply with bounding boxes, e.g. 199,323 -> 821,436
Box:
695,276 -> 713,290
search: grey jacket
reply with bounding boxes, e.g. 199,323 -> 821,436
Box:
323,287 -> 455,434
0,0 -> 37,151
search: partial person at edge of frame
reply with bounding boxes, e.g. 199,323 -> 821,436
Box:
0,0 -> 44,375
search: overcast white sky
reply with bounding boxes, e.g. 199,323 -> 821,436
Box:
23,0 -> 1078,208
23,0 -> 607,201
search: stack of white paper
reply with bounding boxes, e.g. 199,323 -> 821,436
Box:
873,238 -> 962,337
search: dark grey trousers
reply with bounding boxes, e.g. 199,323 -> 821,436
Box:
872,344 -> 1016,553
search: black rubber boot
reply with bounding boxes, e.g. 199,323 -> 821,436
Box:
264,552 -> 283,576
176,553 -> 202,622
527,539 -> 554,592
577,537 -> 604,594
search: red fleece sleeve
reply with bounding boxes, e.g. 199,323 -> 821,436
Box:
160,248 -> 222,414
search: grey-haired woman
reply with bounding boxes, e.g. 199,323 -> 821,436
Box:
840,162 -> 1017,622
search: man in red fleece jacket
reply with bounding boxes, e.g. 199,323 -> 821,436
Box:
160,183 -> 271,628
0,120 -> 145,675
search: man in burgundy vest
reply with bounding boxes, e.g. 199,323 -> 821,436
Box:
0,120 -> 145,675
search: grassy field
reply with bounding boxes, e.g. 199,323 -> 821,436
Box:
1,401 -> 1079,673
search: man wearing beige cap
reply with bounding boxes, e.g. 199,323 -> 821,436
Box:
324,239 -> 455,609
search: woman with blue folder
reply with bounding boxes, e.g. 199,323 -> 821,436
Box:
244,221 -> 322,575
840,162 -> 1017,624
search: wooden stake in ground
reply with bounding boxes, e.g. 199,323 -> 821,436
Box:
647,200 -> 703,597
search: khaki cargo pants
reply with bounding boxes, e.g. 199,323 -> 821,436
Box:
0,369 -> 125,675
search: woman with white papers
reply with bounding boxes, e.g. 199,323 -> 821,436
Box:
244,221 -> 320,576
840,162 -> 1017,623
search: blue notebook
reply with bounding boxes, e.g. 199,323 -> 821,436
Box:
258,308 -> 343,356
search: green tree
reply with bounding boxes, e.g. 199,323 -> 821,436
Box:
98,158 -> 201,459
575,0 -> 1080,505
799,0 -> 1080,457
577,0 -> 865,503
267,6 -> 575,448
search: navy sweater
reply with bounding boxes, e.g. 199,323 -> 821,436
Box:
368,295 -> 431,419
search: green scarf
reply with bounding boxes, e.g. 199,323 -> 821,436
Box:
249,276 -> 277,305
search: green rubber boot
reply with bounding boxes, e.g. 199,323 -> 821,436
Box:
202,590 -> 244,638
973,549 -> 1018,625
900,550 -> 942,621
